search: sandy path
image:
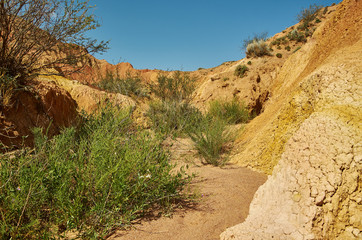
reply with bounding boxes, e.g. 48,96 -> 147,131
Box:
109,138 -> 266,240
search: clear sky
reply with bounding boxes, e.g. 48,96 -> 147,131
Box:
87,0 -> 341,71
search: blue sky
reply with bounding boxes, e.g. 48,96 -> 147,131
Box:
87,0 -> 341,71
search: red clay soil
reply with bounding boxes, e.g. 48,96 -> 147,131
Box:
109,138 -> 267,240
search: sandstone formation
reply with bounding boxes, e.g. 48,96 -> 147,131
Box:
221,0 -> 361,239
0,81 -> 78,149
38,75 -> 136,114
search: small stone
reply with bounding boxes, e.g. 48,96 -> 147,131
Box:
352,228 -> 360,237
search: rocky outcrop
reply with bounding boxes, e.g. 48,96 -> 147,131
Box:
38,75 -> 136,114
221,0 -> 361,239
0,81 -> 78,149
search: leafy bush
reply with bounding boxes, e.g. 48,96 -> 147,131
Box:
276,53 -> 283,58
0,106 -> 191,238
271,36 -> 288,46
147,100 -> 203,137
188,118 -> 232,166
96,71 -> 148,98
297,4 -> 323,23
207,98 -> 249,124
287,29 -> 307,42
150,71 -> 195,102
285,46 -> 291,51
0,0 -> 107,83
242,32 -> 269,50
246,39 -> 271,57
234,65 -> 249,78
247,61 -> 252,65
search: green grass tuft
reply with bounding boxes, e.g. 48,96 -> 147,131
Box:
207,98 -> 249,124
0,105 -> 191,239
234,65 -> 249,78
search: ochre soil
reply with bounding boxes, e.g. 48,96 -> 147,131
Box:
109,138 -> 267,240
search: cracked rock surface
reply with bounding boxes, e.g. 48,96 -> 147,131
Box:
221,0 -> 361,239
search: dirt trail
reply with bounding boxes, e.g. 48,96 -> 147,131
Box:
109,138 -> 267,240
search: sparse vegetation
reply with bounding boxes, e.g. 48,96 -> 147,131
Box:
247,61 -> 252,65
207,98 -> 249,124
276,53 -> 283,58
297,4 -> 323,23
246,39 -> 271,58
188,118 -> 232,166
287,29 -> 307,43
0,105 -> 192,239
234,65 -> 249,78
147,100 -> 203,137
285,46 -> 291,51
242,32 -> 269,50
96,71 -> 148,98
150,71 -> 195,102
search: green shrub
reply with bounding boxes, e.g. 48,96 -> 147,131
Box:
242,32 -> 268,50
297,4 -> 323,23
246,39 -> 271,57
147,100 -> 203,137
315,18 -> 321,23
285,46 -> 291,51
247,61 -> 252,65
150,71 -> 195,102
287,29 -> 307,42
234,65 -> 249,78
96,71 -> 148,98
207,98 -> 249,124
276,53 -> 283,58
0,106 -> 191,238
188,118 -> 232,166
277,45 -> 282,50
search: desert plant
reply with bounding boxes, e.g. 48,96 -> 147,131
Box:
0,105 -> 192,238
234,65 -> 249,78
150,71 -> 195,102
287,29 -> 306,42
276,53 -> 283,58
147,100 -> 203,137
0,0 -> 108,84
247,61 -> 252,65
297,4 -> 323,23
188,118 -> 232,166
285,46 -> 291,51
246,39 -> 271,57
207,98 -> 249,124
242,32 -> 269,50
96,71 -> 148,98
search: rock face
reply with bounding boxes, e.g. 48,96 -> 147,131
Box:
0,81 -> 78,149
221,0 -> 361,239
38,75 -> 136,114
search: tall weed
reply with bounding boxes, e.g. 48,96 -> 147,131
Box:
147,100 -> 203,137
208,99 -> 249,124
188,118 -> 232,166
0,106 -> 191,239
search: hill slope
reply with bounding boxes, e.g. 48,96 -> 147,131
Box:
221,0 -> 361,239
